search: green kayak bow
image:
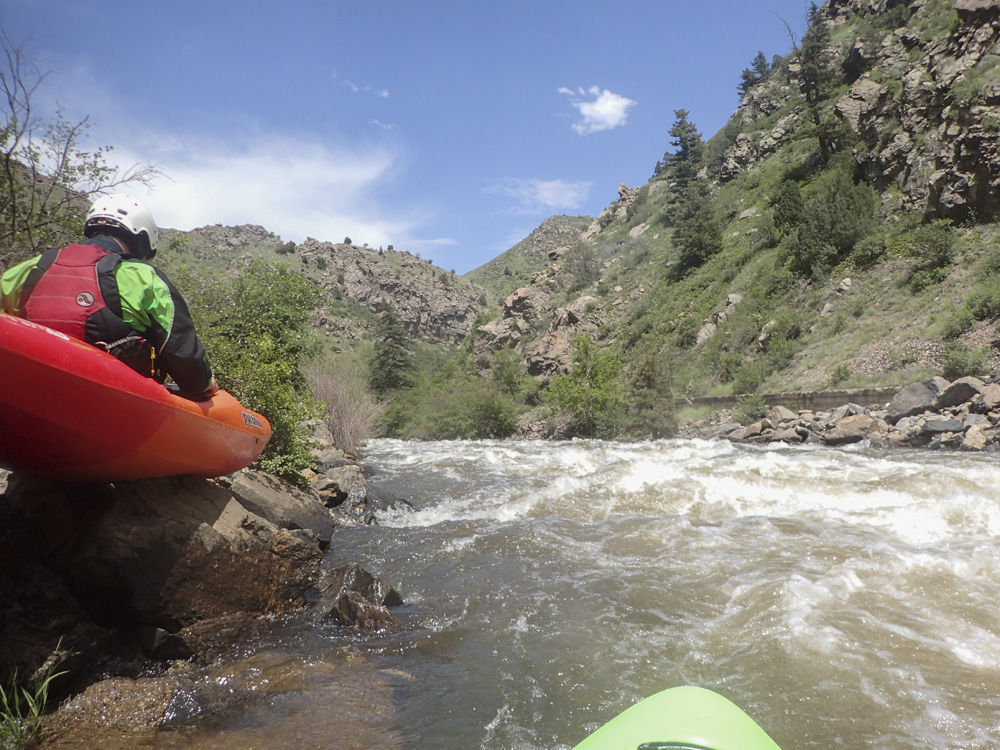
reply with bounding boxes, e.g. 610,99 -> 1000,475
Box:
573,686 -> 782,750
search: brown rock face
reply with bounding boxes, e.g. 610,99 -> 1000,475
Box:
9,475 -> 323,629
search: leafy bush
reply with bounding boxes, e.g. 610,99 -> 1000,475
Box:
733,393 -> 768,425
490,348 -> 538,404
731,360 -> 766,394
830,362 -> 851,386
903,220 -> 956,292
546,335 -> 625,437
192,261 -> 322,477
941,342 -> 989,380
386,377 -> 518,440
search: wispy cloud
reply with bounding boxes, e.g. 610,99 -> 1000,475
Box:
559,86 -> 636,135
487,178 -> 592,215
332,71 -> 389,98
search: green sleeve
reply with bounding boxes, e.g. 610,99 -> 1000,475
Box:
114,262 -> 176,334
0,256 -> 42,315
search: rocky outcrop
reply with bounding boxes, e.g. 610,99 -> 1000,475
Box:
683,376 -> 1000,451
720,1 -> 1000,222
720,113 -> 801,180
524,296 -> 604,380
0,461 -> 404,693
472,283 -> 556,375
839,1 -> 1000,220
297,239 -> 490,346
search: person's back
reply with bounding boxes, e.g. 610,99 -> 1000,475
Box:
0,195 -> 218,400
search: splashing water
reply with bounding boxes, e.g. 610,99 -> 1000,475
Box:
140,439 -> 1000,749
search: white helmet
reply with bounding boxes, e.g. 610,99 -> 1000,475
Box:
84,195 -> 159,259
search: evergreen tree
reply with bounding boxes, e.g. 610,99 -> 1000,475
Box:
751,50 -> 771,79
797,2 -> 840,161
737,50 -> 772,97
671,182 -> 722,277
367,308 -> 415,395
653,109 -> 705,185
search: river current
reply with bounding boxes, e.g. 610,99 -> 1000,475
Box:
152,438 -> 1000,749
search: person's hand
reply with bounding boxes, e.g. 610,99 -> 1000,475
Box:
204,377 -> 220,398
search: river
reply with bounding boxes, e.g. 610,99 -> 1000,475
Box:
150,438 -> 1000,749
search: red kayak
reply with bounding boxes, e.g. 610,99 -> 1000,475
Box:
0,313 -> 270,482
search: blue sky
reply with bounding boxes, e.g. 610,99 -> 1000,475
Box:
3,1 -> 812,274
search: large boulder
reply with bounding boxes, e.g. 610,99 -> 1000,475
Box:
886,377 -> 950,424
229,471 -> 335,547
7,475 -> 324,630
822,414 -> 879,445
935,376 -> 985,410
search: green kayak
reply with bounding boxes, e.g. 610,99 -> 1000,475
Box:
573,686 -> 782,750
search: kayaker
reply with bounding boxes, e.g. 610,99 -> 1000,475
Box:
0,195 -> 219,400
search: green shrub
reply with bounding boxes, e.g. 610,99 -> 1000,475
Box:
733,393 -> 768,425
830,362 -> 851,386
192,262 -> 322,477
546,335 -> 625,437
904,220 -> 956,292
941,342 -> 990,380
731,360 -> 766,395
789,164 -> 880,279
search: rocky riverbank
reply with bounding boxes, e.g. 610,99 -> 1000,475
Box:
679,376 -> 1000,452
5,375 -> 998,745
0,439 -> 408,746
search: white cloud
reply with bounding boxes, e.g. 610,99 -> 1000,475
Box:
559,86 -> 636,135
487,178 -> 592,215
104,130 -> 423,249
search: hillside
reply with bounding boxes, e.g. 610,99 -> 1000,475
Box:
53,0 -> 1000,442
465,215 -> 594,301
160,224 -> 493,355
466,0 -> 1000,414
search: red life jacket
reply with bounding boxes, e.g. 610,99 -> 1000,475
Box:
23,244 -> 110,341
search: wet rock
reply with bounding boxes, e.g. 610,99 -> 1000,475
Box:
229,471 -> 335,547
3,474 -> 323,636
314,562 -> 403,632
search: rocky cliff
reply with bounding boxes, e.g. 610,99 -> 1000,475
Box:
724,0 -> 1000,222
163,224 -> 492,348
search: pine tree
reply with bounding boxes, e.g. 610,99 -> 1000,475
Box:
367,308 -> 415,395
653,109 -> 705,184
737,51 -> 772,97
671,181 -> 722,277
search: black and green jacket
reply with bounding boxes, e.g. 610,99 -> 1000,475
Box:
0,235 -> 215,397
